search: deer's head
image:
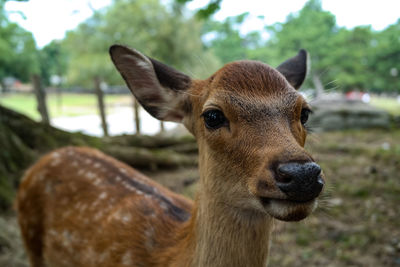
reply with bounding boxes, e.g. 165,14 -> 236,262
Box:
110,45 -> 324,221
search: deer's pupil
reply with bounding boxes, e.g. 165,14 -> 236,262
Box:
300,108 -> 311,125
203,110 -> 227,130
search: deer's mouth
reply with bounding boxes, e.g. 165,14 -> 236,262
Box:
259,197 -> 318,221
259,197 -> 313,205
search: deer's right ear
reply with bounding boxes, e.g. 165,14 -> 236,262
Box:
276,49 -> 308,90
109,45 -> 191,122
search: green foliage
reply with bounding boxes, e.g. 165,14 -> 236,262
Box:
0,20 -> 38,83
202,13 -> 264,64
63,0 -> 220,87
330,26 -> 374,91
1,0 -> 399,93
175,0 -> 222,19
199,0 -> 400,93
266,0 -> 338,89
38,41 -> 68,86
0,0 -> 38,86
369,19 -> 400,92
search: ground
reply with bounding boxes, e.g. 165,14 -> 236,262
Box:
1,129 -> 400,266
269,129 -> 400,266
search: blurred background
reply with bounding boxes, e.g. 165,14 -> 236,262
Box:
0,0 -> 399,266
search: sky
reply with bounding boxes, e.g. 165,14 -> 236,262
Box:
5,0 -> 400,48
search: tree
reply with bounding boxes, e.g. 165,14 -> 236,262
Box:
0,19 -> 38,91
267,0 -> 338,95
39,41 -> 68,87
369,19 -> 400,93
62,11 -> 118,88
330,26 -> 374,92
202,13 -> 258,64
63,0 -> 220,87
0,0 -> 38,91
175,0 -> 223,19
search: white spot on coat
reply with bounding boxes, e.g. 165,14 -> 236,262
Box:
145,227 -> 155,250
86,172 -> 95,180
122,251 -> 132,266
122,213 -> 132,223
94,211 -> 104,221
45,182 -> 52,194
50,158 -> 61,167
93,178 -> 102,186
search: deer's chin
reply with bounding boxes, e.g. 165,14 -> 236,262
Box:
260,198 -> 318,221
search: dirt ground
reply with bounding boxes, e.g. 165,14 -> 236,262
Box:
1,129 -> 399,266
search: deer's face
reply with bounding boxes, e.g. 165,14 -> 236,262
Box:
110,46 -> 324,222
187,61 -> 324,221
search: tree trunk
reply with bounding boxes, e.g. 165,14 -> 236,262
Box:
31,74 -> 50,125
105,134 -> 196,149
133,98 -> 141,135
103,146 -> 197,170
312,73 -> 325,99
94,76 -> 109,137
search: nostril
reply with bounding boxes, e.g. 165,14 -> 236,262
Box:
276,164 -> 295,184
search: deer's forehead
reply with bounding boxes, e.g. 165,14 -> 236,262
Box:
201,60 -> 301,117
205,90 -> 300,123
210,60 -> 289,96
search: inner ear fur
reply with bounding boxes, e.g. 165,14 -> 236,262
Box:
109,45 -> 191,122
276,49 -> 308,90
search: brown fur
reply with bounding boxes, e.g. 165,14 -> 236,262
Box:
17,51 -> 324,267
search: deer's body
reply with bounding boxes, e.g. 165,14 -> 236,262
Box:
18,147 -> 194,266
18,46 -> 324,267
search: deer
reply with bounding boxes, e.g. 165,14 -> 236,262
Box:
17,45 -> 325,267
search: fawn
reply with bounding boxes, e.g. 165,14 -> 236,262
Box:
17,45 -> 324,267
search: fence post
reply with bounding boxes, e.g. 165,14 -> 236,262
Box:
133,98 -> 141,135
31,74 -> 50,125
94,76 -> 109,137
159,121 -> 165,133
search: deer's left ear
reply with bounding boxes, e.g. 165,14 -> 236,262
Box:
109,45 -> 191,122
277,49 -> 308,90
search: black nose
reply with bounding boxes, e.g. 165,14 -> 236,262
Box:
275,162 -> 324,202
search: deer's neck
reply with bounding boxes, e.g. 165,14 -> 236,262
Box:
163,187 -> 274,267
163,148 -> 274,267
187,191 -> 273,267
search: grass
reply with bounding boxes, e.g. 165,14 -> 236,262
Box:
0,93 -> 132,120
370,96 -> 400,116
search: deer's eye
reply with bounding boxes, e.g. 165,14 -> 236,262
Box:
300,108 -> 312,125
202,109 -> 227,130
